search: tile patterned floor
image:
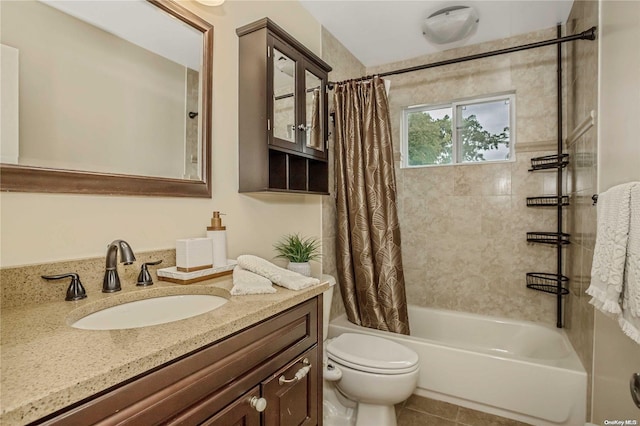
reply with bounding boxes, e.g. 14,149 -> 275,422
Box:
395,395 -> 532,426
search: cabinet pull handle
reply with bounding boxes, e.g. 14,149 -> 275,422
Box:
279,358 -> 311,385
249,396 -> 267,412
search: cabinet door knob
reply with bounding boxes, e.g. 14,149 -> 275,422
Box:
249,396 -> 267,412
279,358 -> 311,385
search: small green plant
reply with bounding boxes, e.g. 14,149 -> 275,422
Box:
273,234 -> 321,263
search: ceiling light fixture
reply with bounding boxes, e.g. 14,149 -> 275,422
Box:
195,0 -> 225,6
422,5 -> 479,45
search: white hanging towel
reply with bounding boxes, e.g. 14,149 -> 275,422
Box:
586,181 -> 640,344
620,184 -> 640,343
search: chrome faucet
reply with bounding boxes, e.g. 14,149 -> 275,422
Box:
102,240 -> 136,293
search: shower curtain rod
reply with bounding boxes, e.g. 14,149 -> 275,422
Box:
327,26 -> 596,89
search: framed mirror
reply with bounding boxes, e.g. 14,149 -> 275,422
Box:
0,0 -> 213,197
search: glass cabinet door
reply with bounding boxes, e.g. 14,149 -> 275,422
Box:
271,45 -> 298,148
268,37 -> 328,159
304,71 -> 322,150
302,64 -> 327,159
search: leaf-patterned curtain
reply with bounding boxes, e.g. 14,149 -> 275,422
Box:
333,76 -> 410,335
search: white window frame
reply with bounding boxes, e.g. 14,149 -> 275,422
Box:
401,93 -> 516,168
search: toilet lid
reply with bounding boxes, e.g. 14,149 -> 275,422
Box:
326,333 -> 419,374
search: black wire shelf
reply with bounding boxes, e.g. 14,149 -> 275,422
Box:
526,196 -> 570,207
526,272 -> 570,295
528,154 -> 569,171
526,232 -> 571,245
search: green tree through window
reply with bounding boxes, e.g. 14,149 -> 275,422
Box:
459,114 -> 509,162
407,112 -> 452,165
405,96 -> 513,167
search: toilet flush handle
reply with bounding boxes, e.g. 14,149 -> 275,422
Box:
324,362 -> 342,381
279,358 -> 311,385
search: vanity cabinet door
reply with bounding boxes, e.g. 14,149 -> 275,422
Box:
262,346 -> 320,426
201,386 -> 261,426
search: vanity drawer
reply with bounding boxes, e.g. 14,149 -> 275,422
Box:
33,297 -> 320,425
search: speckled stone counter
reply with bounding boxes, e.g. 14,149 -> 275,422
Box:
0,275 -> 328,425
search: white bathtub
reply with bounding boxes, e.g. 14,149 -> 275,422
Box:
328,305 -> 587,426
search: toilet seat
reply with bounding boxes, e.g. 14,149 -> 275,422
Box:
326,333 -> 419,375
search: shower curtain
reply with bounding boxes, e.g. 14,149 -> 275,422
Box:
333,76 -> 410,335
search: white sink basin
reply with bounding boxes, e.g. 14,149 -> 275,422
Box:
71,295 -> 228,330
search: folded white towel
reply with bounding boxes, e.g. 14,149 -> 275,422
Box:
619,184 -> 640,343
237,255 -> 320,290
230,266 -> 276,295
586,183 -> 634,314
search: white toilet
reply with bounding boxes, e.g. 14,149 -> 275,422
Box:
321,275 -> 419,426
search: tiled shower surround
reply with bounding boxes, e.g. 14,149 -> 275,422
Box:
564,0 -> 599,415
321,17 -> 599,331
322,26 -> 568,325
370,27 -> 563,326
396,153 -> 558,324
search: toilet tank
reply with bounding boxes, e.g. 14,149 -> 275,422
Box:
321,274 -> 336,340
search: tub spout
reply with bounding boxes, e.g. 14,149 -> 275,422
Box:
102,240 -> 136,293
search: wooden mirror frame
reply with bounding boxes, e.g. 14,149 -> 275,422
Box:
0,0 -> 213,198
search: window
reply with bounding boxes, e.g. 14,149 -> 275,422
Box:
402,94 -> 515,168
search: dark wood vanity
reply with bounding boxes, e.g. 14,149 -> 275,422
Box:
237,18 -> 332,194
32,297 -> 322,426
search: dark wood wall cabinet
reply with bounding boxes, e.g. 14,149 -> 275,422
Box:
32,297 -> 323,426
237,18 -> 332,194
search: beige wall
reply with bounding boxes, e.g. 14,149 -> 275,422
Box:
368,29 -> 561,325
320,28 -> 366,320
0,44 -> 19,164
0,1 -> 323,269
1,1 -> 186,178
564,0 -> 598,417
592,0 -> 640,422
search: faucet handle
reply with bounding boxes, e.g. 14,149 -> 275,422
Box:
137,260 -> 162,287
42,273 -> 87,301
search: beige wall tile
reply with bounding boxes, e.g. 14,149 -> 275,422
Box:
564,0 -> 599,418
370,28 -> 568,324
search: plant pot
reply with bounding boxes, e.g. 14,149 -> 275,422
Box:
287,261 -> 311,277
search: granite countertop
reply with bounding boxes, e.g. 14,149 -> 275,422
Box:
0,276 -> 328,425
